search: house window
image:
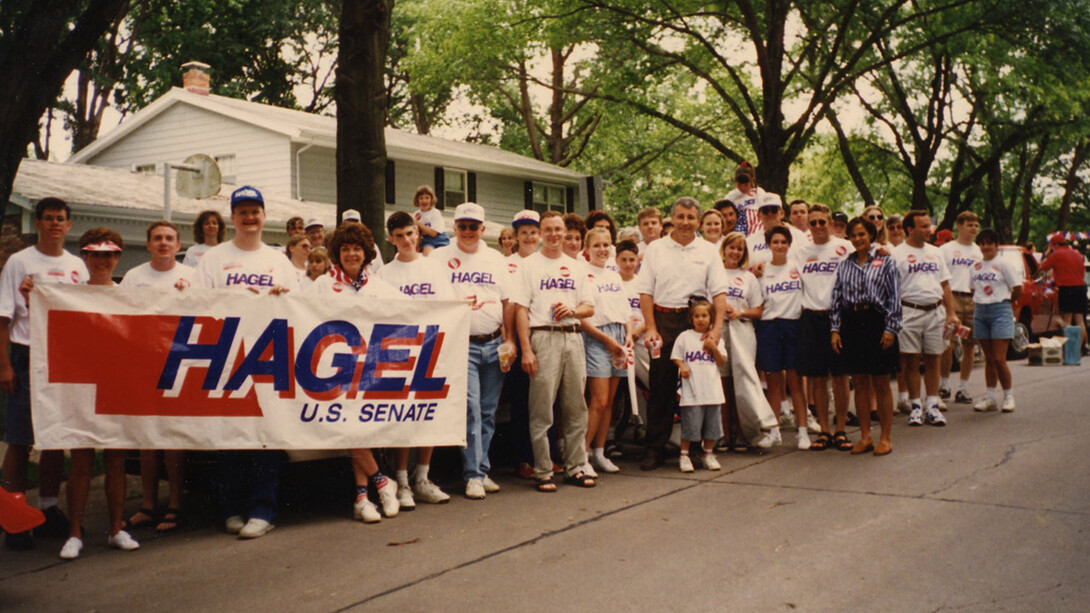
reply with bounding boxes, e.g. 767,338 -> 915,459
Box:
134,163 -> 157,175
444,168 -> 467,207
532,182 -> 568,214
215,154 -> 237,184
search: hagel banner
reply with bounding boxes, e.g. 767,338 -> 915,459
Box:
29,284 -> 470,450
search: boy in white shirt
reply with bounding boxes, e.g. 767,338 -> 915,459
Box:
413,185 -> 449,254
939,211 -> 982,403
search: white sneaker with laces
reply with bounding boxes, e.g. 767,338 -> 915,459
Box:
797,430 -> 811,450
238,519 -> 274,539
465,479 -> 486,499
397,481 -> 416,511
1001,395 -> 1016,413
225,515 -> 245,534
482,476 -> 501,493
769,428 -> 783,447
376,480 -> 400,517
678,454 -> 694,473
752,431 -> 775,449
974,397 -> 998,412
413,478 -> 450,504
354,497 -> 381,523
955,390 -> 973,404
106,529 -> 140,550
925,405 -> 947,426
702,453 -> 721,470
591,454 -> 620,473
780,411 -> 797,428
806,412 -> 821,434
908,405 -> 924,426
59,536 -> 82,560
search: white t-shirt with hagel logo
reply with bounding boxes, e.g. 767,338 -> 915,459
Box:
670,329 -> 727,406
970,258 -> 1021,305
893,243 -> 950,303
377,256 -> 456,301
510,252 -> 593,327
723,269 -> 763,314
432,244 -> 509,335
759,262 -> 804,320
795,238 -> 852,310
195,242 -> 300,292
940,241 -> 983,293
620,277 -> 643,326
0,247 -> 88,344
586,264 -> 629,326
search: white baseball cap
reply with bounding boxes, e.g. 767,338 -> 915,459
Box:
512,210 -> 541,228
342,209 -> 362,223
305,217 -> 324,230
454,202 -> 485,223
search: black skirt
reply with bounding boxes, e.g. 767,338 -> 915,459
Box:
837,308 -> 900,375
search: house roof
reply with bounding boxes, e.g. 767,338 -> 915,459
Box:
12,158 -> 336,227
68,88 -> 588,183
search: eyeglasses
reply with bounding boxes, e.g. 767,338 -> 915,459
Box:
456,222 -> 481,231
867,214 -> 884,221
809,219 -> 827,227
82,251 -> 121,259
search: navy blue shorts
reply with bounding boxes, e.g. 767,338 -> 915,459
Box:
756,318 -> 799,373
3,344 -> 33,446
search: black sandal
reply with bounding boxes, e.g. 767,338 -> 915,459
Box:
155,508 -> 183,533
122,507 -> 156,531
810,432 -> 833,451
833,431 -> 853,452
563,471 -> 597,488
535,477 -> 557,493
732,439 -> 750,453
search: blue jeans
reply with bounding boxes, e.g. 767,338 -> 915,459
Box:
463,336 -> 505,481
217,450 -> 281,522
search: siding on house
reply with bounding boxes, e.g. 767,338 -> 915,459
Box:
295,143 -> 337,203
82,104 -> 293,196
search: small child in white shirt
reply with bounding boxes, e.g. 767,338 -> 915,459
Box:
670,299 -> 728,472
413,185 -> 449,254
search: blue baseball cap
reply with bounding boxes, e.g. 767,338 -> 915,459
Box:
230,185 -> 264,210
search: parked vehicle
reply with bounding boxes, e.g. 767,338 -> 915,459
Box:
1003,245 -> 1061,359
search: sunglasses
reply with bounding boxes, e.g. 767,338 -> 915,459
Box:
808,219 -> 827,227
456,222 -> 481,231
82,251 -> 121,259
867,214 -> 884,221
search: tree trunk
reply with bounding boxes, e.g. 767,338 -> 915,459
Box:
336,0 -> 394,245
1057,138 -> 1089,232
0,0 -> 130,220
1017,136 -> 1049,244
826,110 -> 875,208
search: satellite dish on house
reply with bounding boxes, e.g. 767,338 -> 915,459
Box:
174,153 -> 222,199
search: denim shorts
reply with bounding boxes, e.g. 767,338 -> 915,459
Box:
420,232 -> 450,249
584,322 -> 627,378
680,404 -> 723,441
973,301 -> 1014,340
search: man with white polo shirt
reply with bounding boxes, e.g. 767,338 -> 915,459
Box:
512,211 -> 596,491
376,212 -> 456,509
746,193 -> 808,267
637,197 -> 729,470
195,185 -> 299,539
0,197 -> 88,550
120,220 -> 195,533
939,211 -> 981,404
893,210 -> 959,427
432,203 -> 516,499
794,204 -> 853,449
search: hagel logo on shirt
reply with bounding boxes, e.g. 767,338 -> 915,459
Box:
596,282 -> 622,293
451,271 -> 495,285
907,262 -> 940,274
399,282 -> 435,296
835,245 -> 847,256
972,272 -> 998,283
447,258 -> 461,269
725,286 -> 746,299
539,276 -> 576,290
950,257 -> 976,268
685,350 -> 715,363
508,262 -> 518,273
559,266 -> 571,278
628,297 -> 640,309
225,272 -> 276,287
801,261 -> 839,274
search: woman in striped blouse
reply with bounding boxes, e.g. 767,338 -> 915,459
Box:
830,217 -> 902,456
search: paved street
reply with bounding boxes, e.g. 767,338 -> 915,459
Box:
2,359 -> 1088,612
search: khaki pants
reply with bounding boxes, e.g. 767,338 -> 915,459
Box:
528,330 -> 589,479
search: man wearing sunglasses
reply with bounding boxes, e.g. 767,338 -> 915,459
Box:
431,203 -> 516,500
746,193 -> 807,267
793,204 -> 855,451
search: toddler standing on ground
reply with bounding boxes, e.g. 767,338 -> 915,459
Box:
670,299 -> 728,472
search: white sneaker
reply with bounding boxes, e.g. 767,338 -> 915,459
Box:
768,428 -> 783,447
397,481 -> 416,511
908,405 -> 924,426
797,431 -> 811,450
413,478 -> 450,504
925,405 -> 946,426
806,412 -> 821,434
482,476 -> 501,493
974,397 -> 998,412
59,536 -> 82,560
780,411 -> 797,428
225,515 -> 246,534
238,519 -> 274,539
354,497 -> 381,523
937,398 -> 948,411
678,455 -> 695,473
591,454 -> 620,473
582,462 -> 598,478
1001,396 -> 1016,413
106,529 -> 140,550
897,398 -> 912,415
376,480 -> 400,517
465,479 -> 486,500
702,453 -> 721,471
752,431 -> 775,449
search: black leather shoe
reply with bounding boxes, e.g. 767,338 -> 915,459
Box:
639,450 -> 662,471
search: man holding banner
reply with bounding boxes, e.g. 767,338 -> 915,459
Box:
0,197 -> 88,551
195,186 -> 298,539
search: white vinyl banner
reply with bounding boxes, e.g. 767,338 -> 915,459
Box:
29,284 -> 469,450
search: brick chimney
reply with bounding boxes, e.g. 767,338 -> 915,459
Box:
181,61 -> 211,95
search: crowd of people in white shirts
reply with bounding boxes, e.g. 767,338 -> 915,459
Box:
1,164 -> 1026,559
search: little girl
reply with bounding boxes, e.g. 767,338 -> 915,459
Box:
413,185 -> 450,254
670,299 -> 728,472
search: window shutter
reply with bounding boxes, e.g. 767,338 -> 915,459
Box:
524,181 -> 533,209
467,172 -> 477,202
434,167 -> 445,209
566,186 -> 575,213
385,160 -> 395,204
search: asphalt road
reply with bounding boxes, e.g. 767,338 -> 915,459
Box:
2,359 -> 1088,612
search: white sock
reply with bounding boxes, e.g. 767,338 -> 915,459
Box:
38,496 -> 58,510
593,448 -> 607,462
680,449 -> 690,456
910,398 -> 922,409
958,379 -> 969,392
1003,389 -> 1014,400
940,377 -> 950,389
925,395 -> 939,410
771,426 -> 781,437
898,391 -> 910,402
797,426 -> 808,438
413,464 -> 430,483
988,388 -> 999,400
396,469 -> 410,486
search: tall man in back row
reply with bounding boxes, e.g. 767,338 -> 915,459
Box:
637,198 -> 729,470
939,211 -> 981,404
